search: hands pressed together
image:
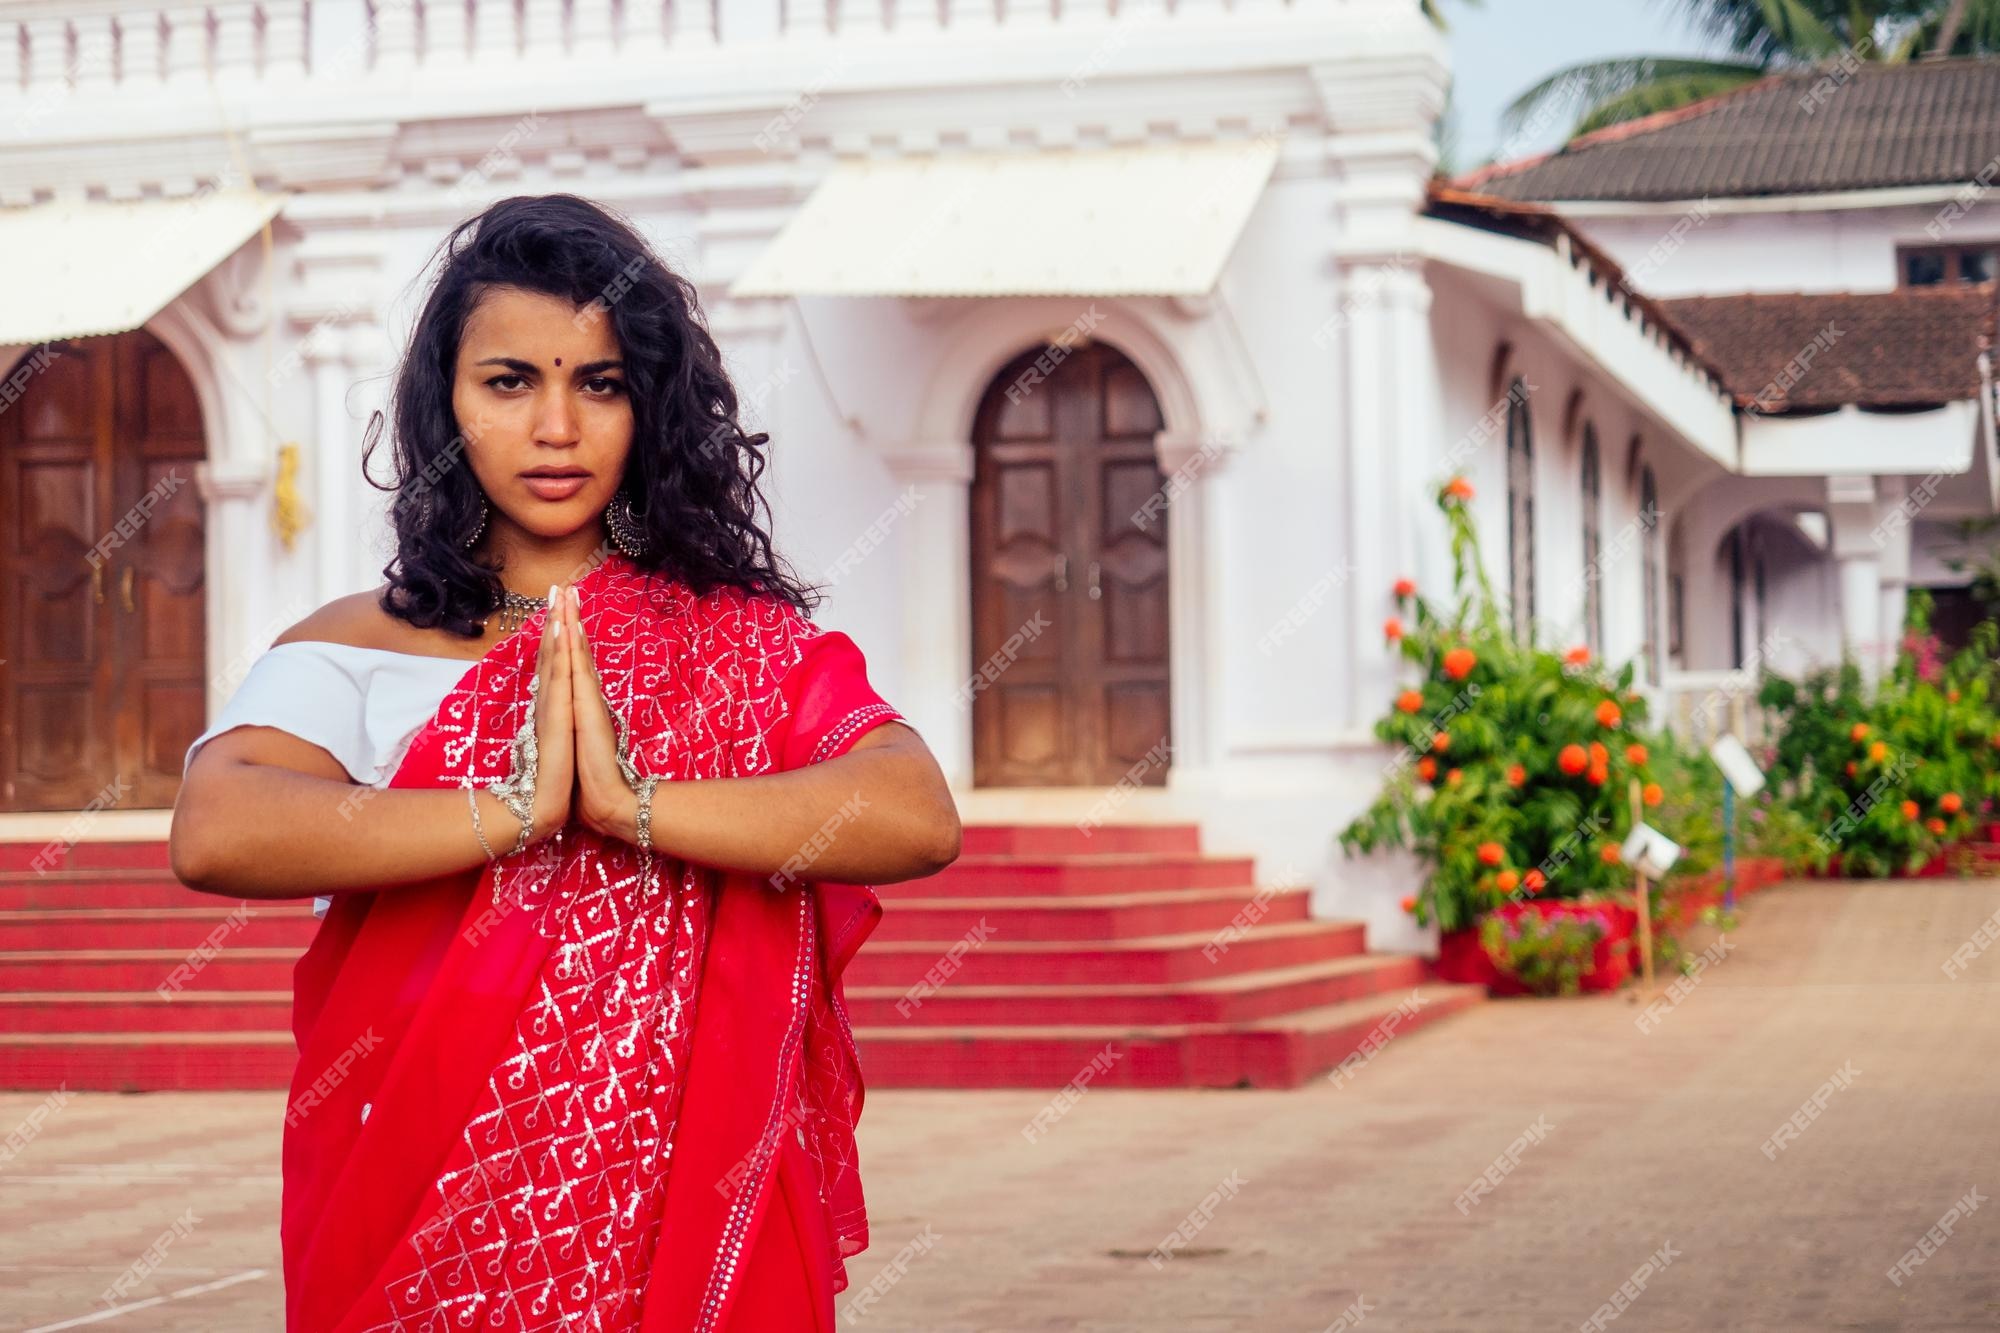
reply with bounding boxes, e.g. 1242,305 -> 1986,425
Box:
526,583 -> 649,849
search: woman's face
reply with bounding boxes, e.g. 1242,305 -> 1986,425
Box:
450,284 -> 635,544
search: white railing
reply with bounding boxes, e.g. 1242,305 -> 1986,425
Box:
1658,669 -> 1774,749
0,0 -> 1382,91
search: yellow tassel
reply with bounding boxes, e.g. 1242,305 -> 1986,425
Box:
272,441 -> 311,550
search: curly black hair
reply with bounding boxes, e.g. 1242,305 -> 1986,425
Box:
361,192 -> 820,636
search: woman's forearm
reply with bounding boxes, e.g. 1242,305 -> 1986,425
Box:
170,761 -> 515,899
621,743 -> 962,887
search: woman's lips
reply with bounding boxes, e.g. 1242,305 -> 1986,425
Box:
522,474 -> 589,501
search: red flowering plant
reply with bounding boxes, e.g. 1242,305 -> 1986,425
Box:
1339,478 -> 1659,932
1756,592 -> 2000,876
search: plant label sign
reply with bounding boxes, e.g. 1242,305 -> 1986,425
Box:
1619,824 -> 1683,879
1709,733 -> 1766,798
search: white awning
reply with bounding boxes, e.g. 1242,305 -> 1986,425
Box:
729,140 -> 1280,299
0,189 -> 289,346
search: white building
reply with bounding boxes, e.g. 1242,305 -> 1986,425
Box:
1,5 -> 1992,951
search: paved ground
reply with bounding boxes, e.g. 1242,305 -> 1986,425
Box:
4,877 -> 2000,1332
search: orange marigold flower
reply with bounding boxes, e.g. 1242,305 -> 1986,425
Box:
1495,870 -> 1520,893
1588,741 -> 1609,765
1397,689 -> 1424,713
1446,768 -> 1465,786
1600,844 -> 1623,865
1444,476 -> 1475,501
1558,744 -> 1589,775
1506,764 -> 1527,787
1443,647 -> 1478,680
1643,782 -> 1663,807
1942,792 -> 1964,814
1400,894 -> 1417,913
1587,766 -> 1608,786
1850,723 -> 1870,742
1902,799 -> 1921,821
1595,699 -> 1622,727
1927,817 -> 1948,835
1868,741 -> 1888,762
1476,841 -> 1505,867
1393,577 -> 1417,598
1626,743 -> 1648,765
1563,645 -> 1591,666
1416,757 -> 1437,782
1845,761 -> 1858,777
1384,617 -> 1404,641
1432,731 -> 1452,752
1523,869 -> 1546,893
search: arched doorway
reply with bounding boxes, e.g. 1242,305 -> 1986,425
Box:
968,340 -> 1172,787
0,330 -> 208,811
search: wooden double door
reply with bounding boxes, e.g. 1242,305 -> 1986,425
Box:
0,330 -> 208,812
969,341 -> 1173,788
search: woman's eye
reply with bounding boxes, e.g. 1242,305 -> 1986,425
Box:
586,377 -> 625,395
487,374 -> 526,391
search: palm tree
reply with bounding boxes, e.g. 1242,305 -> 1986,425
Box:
1420,0 -> 1481,30
1499,0 -> 2000,147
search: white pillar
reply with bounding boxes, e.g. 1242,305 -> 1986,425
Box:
1331,261 -> 1439,726
1156,428 -> 1235,789
1827,474 -> 1888,682
879,441 -> 975,789
1319,52 -> 1448,728
310,345 -> 360,605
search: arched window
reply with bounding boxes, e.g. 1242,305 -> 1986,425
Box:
1580,426 -> 1602,656
1505,379 -> 1535,642
1729,526 -> 1746,670
1640,464 -> 1662,684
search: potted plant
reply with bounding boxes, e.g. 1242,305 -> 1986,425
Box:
1340,477 -> 1661,992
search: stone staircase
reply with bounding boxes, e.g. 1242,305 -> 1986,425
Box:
0,825 -> 1481,1091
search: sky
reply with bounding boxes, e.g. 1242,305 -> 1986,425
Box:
1441,0 -> 1718,173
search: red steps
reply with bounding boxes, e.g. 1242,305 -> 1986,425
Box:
848,953 -> 1430,1026
0,991 -> 295,1033
867,884 -> 1311,942
0,824 -> 1479,1091
0,948 -> 305,993
851,986 -> 1484,1090
0,1032 -> 300,1091
848,825 -> 1480,1088
847,919 -> 1370,987
0,907 -> 319,951
878,853 -> 1256,897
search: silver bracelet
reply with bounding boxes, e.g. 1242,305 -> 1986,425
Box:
483,673 -> 540,857
634,775 -> 660,854
602,683 -> 663,855
467,784 -> 497,860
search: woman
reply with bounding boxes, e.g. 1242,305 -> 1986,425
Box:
168,194 -> 962,1331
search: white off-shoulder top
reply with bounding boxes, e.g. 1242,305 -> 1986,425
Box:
182,641 -> 478,920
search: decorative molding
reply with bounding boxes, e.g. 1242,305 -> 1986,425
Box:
202,242 -> 276,340
195,458 -> 268,504
1154,426 -> 1241,476
878,441 -> 976,485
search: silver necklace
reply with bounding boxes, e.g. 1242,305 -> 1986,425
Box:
489,589 -> 549,634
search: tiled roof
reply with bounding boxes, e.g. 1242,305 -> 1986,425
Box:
1657,288 -> 1997,410
1423,183 -> 1995,411
1461,58 -> 2000,202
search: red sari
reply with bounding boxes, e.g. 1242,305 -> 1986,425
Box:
280,551 -> 905,1331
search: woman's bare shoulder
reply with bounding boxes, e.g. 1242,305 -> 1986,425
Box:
274,588 -> 496,661
272,588 -> 402,653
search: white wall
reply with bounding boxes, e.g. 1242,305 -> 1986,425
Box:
1571,196 -> 2000,298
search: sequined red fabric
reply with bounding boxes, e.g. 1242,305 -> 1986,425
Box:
279,552 -> 903,1331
